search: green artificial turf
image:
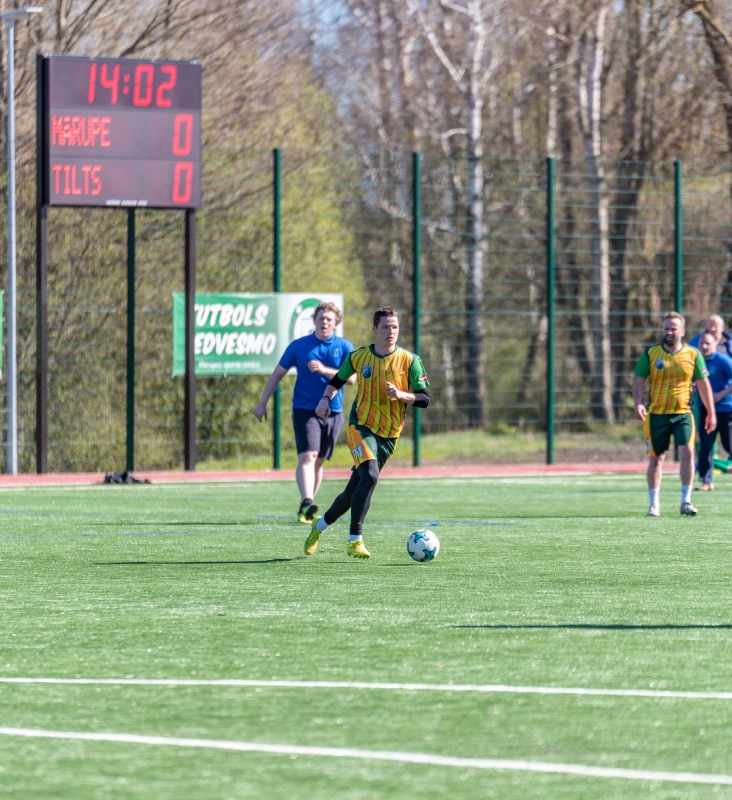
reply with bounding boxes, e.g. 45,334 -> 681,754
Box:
1,475 -> 732,798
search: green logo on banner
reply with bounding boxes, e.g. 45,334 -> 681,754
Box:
289,298 -> 323,341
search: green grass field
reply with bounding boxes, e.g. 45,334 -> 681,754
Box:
1,474 -> 732,799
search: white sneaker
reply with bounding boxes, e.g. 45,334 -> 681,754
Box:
646,505 -> 660,517
680,502 -> 698,516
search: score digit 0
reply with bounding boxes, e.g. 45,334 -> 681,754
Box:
172,113 -> 194,205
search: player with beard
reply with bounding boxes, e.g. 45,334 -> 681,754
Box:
633,311 -> 715,517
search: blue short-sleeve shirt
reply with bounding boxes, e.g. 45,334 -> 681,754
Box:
279,333 -> 354,413
696,351 -> 732,412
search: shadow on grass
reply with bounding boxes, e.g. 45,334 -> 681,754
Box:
451,623 -> 732,631
98,558 -> 298,566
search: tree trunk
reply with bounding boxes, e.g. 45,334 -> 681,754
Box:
576,6 -> 614,422
464,1 -> 487,428
610,0 -> 648,418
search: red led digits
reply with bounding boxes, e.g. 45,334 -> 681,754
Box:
172,163 -> 193,205
87,62 -> 180,108
88,64 -> 97,104
133,64 -> 154,107
171,112 -> 194,204
156,65 -> 177,107
99,64 -> 120,105
172,114 -> 193,156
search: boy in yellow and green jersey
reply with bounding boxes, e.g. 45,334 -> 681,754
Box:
633,311 -> 715,517
304,306 -> 430,559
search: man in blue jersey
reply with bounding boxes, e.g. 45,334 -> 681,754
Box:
689,314 -> 732,357
253,302 -> 354,522
695,331 -> 732,491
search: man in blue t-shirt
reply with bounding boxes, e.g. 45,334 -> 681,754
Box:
696,332 -> 732,490
689,314 -> 732,358
253,302 -> 354,522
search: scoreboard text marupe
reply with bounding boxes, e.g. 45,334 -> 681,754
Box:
40,56 -> 201,209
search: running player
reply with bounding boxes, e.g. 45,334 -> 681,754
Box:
253,302 -> 354,523
304,306 -> 430,559
633,311 -> 715,516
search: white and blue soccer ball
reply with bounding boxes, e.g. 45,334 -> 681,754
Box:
406,529 -> 440,562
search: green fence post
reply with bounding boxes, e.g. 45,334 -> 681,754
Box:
412,152 -> 422,468
673,160 -> 683,463
546,158 -> 556,466
126,208 -> 135,472
674,160 -> 683,314
273,148 -> 282,470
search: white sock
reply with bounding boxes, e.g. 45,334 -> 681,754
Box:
681,485 -> 692,505
349,534 -> 362,542
649,488 -> 660,508
316,517 -> 329,533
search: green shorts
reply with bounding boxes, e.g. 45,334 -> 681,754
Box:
346,421 -> 397,472
644,413 -> 695,457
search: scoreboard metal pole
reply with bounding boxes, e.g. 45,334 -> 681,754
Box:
126,209 -> 135,472
36,54 -> 49,474
184,209 -> 196,471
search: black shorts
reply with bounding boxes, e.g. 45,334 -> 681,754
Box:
292,409 -> 344,460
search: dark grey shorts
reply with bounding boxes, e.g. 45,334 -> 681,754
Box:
292,409 -> 344,460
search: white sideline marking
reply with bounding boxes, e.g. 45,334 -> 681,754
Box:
0,727 -> 730,786
1,677 -> 732,700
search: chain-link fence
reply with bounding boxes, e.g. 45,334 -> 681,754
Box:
2,149 -> 731,473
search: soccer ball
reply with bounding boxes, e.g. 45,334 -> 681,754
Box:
406,529 -> 440,562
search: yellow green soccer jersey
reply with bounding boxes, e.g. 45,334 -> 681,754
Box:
633,343 -> 708,415
337,345 -> 429,438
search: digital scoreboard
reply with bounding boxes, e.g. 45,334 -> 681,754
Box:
39,55 -> 201,208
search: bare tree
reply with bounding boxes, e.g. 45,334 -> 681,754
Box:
575,3 -> 614,422
415,0 -> 509,427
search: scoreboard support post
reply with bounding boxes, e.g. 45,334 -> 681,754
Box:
184,209 -> 196,471
126,209 -> 136,472
36,55 -> 48,474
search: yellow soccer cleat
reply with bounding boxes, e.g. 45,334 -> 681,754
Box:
304,517 -> 323,556
347,540 -> 371,559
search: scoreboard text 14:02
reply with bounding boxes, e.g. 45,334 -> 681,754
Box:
40,55 -> 202,209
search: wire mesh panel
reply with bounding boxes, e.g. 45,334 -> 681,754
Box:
44,207 -> 128,471
278,149 -> 413,461
419,155 -> 547,464
5,151 -> 732,473
0,162 -> 38,472
553,159 -> 676,461
191,148 -> 275,469
682,163 -> 732,335
133,210 -> 185,469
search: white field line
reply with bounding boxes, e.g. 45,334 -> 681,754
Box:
1,677 -> 731,700
0,727 -> 730,786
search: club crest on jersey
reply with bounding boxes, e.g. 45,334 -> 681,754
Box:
362,365 -> 373,379
655,359 -> 665,369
